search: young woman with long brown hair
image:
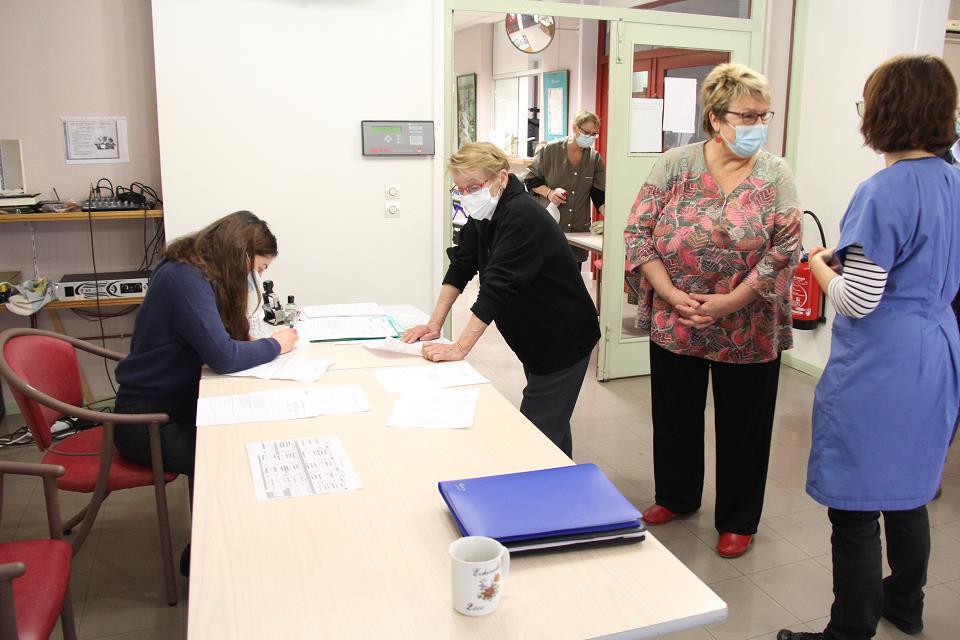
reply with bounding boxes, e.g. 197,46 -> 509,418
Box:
113,211 -> 297,478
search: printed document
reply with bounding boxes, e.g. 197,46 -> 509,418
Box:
373,361 -> 489,394
226,354 -> 334,383
363,336 -> 450,356
386,388 -> 479,429
196,385 -> 370,426
381,305 -> 432,329
300,302 -> 384,319
247,436 -> 362,501
295,316 -> 400,342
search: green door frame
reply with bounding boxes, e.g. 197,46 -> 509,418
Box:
442,0 -> 767,380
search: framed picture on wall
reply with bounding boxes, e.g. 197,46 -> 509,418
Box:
456,73 -> 477,148
543,70 -> 569,142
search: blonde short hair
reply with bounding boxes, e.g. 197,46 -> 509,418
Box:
573,110 -> 601,130
699,63 -> 772,134
447,142 -> 510,179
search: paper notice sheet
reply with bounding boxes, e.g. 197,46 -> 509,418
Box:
226,354 -> 334,383
196,385 -> 370,427
246,436 -> 362,501
363,336 -> 451,356
386,388 -> 479,429
372,361 -> 489,394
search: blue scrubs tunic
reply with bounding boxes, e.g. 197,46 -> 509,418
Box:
807,157 -> 960,511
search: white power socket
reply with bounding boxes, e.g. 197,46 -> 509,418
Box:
384,201 -> 401,218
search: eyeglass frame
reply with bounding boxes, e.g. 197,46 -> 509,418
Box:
855,100 -> 865,117
449,179 -> 491,198
574,124 -> 600,138
722,110 -> 776,125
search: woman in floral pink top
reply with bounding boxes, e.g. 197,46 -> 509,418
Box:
624,63 -> 801,558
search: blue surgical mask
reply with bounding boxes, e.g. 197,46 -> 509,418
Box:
954,118 -> 960,138
460,186 -> 500,221
721,123 -> 768,158
575,133 -> 596,149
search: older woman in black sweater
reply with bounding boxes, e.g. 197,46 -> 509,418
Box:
402,142 -> 600,456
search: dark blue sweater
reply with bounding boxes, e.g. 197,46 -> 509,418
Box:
116,260 -> 280,406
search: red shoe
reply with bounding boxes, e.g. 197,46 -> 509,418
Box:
641,504 -> 678,525
717,533 -> 752,558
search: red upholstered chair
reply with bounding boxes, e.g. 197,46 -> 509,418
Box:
0,328 -> 179,606
0,461 -> 76,640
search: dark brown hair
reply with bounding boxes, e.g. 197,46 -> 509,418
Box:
861,54 -> 958,153
164,211 -> 277,340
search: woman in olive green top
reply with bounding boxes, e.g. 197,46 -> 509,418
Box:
525,110 -> 606,263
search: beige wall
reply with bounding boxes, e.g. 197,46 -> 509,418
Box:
0,0 -> 161,413
454,22 -> 495,142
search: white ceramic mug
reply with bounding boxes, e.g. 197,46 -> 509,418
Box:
449,536 -> 510,616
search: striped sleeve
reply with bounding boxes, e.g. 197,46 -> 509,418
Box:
826,244 -> 888,318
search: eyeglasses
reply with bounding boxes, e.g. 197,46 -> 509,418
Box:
724,110 -> 775,125
855,100 -> 865,117
449,181 -> 489,198
576,128 -> 600,138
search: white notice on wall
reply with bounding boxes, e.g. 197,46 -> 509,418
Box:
629,98 -> 664,153
548,87 -> 565,136
663,77 -> 697,134
62,117 -> 130,164
246,436 -> 362,501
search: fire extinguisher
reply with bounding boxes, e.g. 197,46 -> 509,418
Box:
792,210 -> 828,330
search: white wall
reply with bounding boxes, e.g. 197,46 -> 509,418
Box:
151,0 -> 444,314
787,0 -> 949,372
454,22 -> 494,140
0,0 -> 161,410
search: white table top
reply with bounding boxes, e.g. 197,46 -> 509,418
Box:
188,345 -> 725,639
565,231 -> 603,253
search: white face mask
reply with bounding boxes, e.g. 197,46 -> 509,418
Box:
246,270 -> 263,318
460,185 -> 500,221
575,133 -> 596,149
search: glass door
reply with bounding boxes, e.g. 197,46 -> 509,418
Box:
598,21 -> 756,380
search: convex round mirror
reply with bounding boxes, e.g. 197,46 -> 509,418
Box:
505,14 -> 555,53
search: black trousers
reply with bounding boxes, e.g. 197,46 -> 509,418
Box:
649,342 -> 780,533
113,400 -> 198,477
824,506 -> 930,640
520,355 -> 590,457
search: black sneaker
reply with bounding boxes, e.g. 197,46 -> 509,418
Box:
777,630 -> 824,640
180,543 -> 191,578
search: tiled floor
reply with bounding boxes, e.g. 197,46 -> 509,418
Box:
1,277 -> 958,639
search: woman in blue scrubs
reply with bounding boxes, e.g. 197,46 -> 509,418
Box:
779,55 -> 960,640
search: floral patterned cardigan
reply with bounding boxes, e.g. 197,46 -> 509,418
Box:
624,142 -> 802,364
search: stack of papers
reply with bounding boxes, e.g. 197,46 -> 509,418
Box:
196,385 -> 370,427
295,315 -> 402,342
373,361 -> 489,393
226,355 -> 334,383
386,388 -> 479,429
247,436 -> 362,501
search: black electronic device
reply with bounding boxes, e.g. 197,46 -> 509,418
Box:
54,270 -> 151,301
81,196 -> 156,211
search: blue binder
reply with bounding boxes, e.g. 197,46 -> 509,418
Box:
438,463 -> 643,543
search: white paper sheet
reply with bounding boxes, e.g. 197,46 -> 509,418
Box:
300,303 -> 384,319
386,388 -> 479,429
196,385 -> 370,426
226,354 -> 334,383
363,336 -> 451,356
629,98 -> 664,153
381,305 -> 432,329
663,77 -> 697,134
295,316 -> 399,342
246,436 -> 362,501
372,361 -> 489,394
